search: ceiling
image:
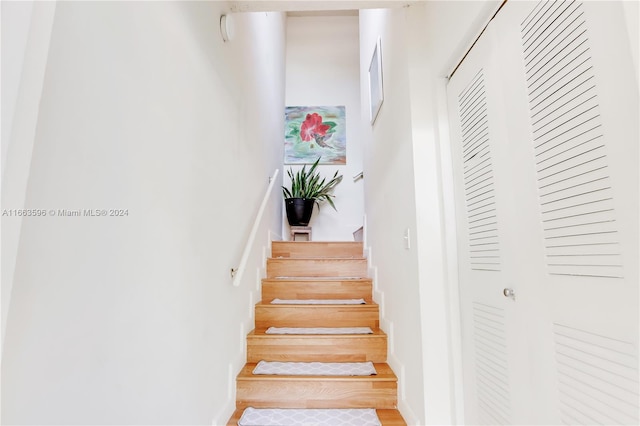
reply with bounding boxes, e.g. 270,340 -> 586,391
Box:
229,1 -> 417,14
286,10 -> 359,17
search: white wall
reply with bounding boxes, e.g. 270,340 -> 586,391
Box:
1,0 -> 34,177
1,2 -> 285,425
359,8 -> 425,423
283,15 -> 364,241
1,0 -> 56,348
359,2 -> 500,424
622,0 -> 639,88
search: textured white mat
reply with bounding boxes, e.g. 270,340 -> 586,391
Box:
252,361 -> 377,376
265,327 -> 374,335
238,407 -> 382,426
271,298 -> 366,305
274,276 -> 364,280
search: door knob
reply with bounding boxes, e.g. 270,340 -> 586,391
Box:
503,288 -> 516,300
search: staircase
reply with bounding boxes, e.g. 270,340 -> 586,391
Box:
227,241 -> 406,425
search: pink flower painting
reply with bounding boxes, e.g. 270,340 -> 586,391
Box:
300,113 -> 332,148
285,106 -> 346,165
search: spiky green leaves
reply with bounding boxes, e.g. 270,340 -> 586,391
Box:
282,157 -> 343,211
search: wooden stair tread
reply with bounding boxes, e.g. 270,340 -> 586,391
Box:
226,408 -> 406,426
247,329 -> 387,362
257,301 -> 378,307
272,241 -> 363,244
255,303 -> 380,330
248,328 -> 387,337
377,409 -> 408,425
274,241 -> 361,243
238,362 -> 397,381
261,278 -> 373,302
270,256 -> 367,260
272,241 -> 364,259
263,277 -> 372,281
266,257 -> 368,278
236,375 -> 397,409
246,329 -> 388,363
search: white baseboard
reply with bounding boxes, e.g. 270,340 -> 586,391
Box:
212,229 -> 277,426
398,400 -> 420,425
210,356 -> 242,425
365,242 -> 421,425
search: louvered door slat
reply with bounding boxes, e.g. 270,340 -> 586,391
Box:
520,0 -> 623,278
554,323 -> 639,425
458,70 -> 502,272
473,302 -> 511,425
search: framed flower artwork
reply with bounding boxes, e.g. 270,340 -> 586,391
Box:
284,106 -> 346,165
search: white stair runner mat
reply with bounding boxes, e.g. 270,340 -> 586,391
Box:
271,298 -> 366,305
238,407 -> 382,426
274,276 -> 363,280
265,327 -> 373,335
252,361 -> 377,376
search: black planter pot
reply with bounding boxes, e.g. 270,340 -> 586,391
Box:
285,198 -> 315,226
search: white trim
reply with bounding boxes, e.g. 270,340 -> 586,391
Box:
446,0 -> 505,80
213,228 -> 277,425
366,244 -> 419,424
435,4 -> 508,423
362,214 -> 368,253
435,77 -> 466,425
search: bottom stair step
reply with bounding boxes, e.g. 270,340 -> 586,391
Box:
226,408 -> 406,426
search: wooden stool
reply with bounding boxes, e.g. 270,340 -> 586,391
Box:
290,226 -> 312,241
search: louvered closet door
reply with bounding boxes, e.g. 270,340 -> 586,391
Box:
447,1 -> 639,425
515,1 -> 639,424
446,18 -> 534,425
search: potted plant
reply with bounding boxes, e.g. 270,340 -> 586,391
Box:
282,157 -> 343,226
